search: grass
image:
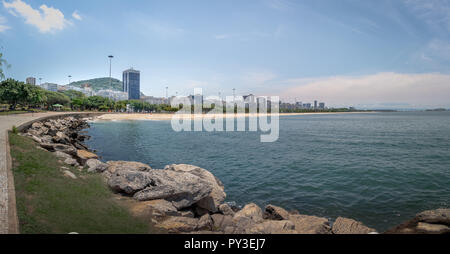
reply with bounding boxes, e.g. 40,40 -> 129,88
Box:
9,132 -> 159,234
0,110 -> 29,115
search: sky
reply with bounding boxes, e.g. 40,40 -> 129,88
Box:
1,0 -> 450,109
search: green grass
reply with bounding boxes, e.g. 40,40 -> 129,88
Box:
9,133 -> 157,234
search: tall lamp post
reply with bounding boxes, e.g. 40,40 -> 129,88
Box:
108,55 -> 114,88
68,75 -> 72,85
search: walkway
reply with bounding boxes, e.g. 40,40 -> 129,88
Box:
0,112 -> 97,234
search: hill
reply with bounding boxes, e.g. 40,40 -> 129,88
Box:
69,77 -> 122,91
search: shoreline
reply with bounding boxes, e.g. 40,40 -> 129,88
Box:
15,114 -> 450,234
95,111 -> 377,121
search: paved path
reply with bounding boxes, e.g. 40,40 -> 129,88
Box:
0,112 -> 94,234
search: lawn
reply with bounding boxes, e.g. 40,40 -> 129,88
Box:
9,133 -> 159,234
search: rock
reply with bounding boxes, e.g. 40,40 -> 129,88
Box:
64,158 -> 79,167
40,143 -> 77,156
416,222 -> 450,234
211,214 -> 234,232
198,214 -> 213,231
289,214 -> 331,234
156,216 -> 200,233
332,217 -> 376,234
194,205 -> 210,217
132,170 -> 212,210
224,226 -> 236,234
54,151 -> 73,160
76,150 -> 98,165
63,170 -> 77,179
179,209 -> 195,218
264,204 -> 290,220
108,170 -> 155,195
247,220 -> 296,234
53,131 -> 70,144
31,122 -> 43,129
165,164 -> 226,212
416,209 -> 450,225
86,159 -> 108,173
130,199 -> 180,218
219,203 -> 235,216
106,161 -> 152,174
31,135 -> 42,143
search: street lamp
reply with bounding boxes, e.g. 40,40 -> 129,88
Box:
108,55 -> 114,88
68,75 -> 72,85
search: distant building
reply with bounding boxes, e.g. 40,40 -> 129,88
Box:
41,82 -> 58,92
123,68 -> 140,100
26,77 -> 36,85
142,96 -> 168,105
303,103 -> 312,109
96,89 -> 128,101
314,100 -> 318,110
319,102 -> 325,109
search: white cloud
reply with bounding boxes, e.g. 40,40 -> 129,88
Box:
403,0 -> 450,32
2,0 -> 71,33
279,72 -> 450,108
0,15 -> 10,32
72,10 -> 82,21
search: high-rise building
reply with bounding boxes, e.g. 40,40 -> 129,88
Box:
319,102 -> 325,109
41,83 -> 58,92
314,100 -> 318,109
122,68 -> 140,100
26,77 -> 36,85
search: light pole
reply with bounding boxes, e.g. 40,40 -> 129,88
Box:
232,88 -> 236,101
108,55 -> 114,88
165,86 -> 169,99
39,78 -> 42,86
68,75 -> 72,85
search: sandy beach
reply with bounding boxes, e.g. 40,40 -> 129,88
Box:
95,112 -> 374,121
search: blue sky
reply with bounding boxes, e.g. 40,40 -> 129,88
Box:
1,0 -> 450,108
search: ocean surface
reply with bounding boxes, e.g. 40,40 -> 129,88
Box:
85,111 -> 450,232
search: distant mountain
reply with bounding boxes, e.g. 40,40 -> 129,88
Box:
69,77 -> 122,92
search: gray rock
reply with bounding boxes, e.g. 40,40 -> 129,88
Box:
233,203 -> 263,224
64,158 -> 79,167
54,151 -> 72,160
179,209 -> 195,218
165,164 -> 226,212
247,220 -> 296,234
289,214 -> 331,234
416,208 -> 450,225
132,170 -> 212,210
40,143 -> 77,156
211,214 -> 234,231
86,159 -> 108,173
130,199 -> 180,218
63,170 -> 77,179
219,203 -> 235,216
416,222 -> 450,234
108,170 -> 155,195
332,217 -> 376,234
264,204 -> 290,220
156,216 -> 200,233
107,161 -> 152,174
198,214 -> 213,231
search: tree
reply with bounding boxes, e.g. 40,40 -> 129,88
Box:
0,79 -> 29,110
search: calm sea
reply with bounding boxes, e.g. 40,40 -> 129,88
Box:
85,111 -> 450,232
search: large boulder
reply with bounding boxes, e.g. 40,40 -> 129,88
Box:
54,151 -> 73,160
165,164 -> 226,212
386,208 -> 450,234
133,170 -> 212,210
40,143 -> 77,156
232,203 -> 264,233
219,203 -> 235,216
264,204 -> 290,220
332,217 -> 377,234
247,220 -> 296,234
198,214 -> 213,231
108,170 -> 155,195
130,199 -> 180,218
107,161 -> 152,174
211,214 -> 234,232
86,159 -> 108,173
76,150 -> 98,165
289,214 -> 331,234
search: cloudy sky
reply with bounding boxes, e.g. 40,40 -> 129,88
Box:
1,0 -> 450,108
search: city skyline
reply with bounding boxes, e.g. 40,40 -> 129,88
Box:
1,0 -> 450,108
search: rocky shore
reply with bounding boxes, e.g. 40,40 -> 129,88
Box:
20,116 -> 450,234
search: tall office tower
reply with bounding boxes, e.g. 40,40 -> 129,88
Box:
26,77 -> 36,85
314,100 -> 318,109
123,68 -> 141,100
